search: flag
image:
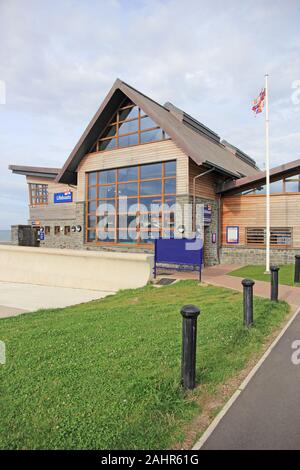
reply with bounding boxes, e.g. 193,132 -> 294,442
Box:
252,88 -> 266,114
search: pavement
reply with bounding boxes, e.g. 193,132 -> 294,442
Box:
197,306 -> 300,449
161,264 -> 300,449
0,281 -> 114,318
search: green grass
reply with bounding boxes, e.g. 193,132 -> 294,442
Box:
228,264 -> 300,287
0,281 -> 289,450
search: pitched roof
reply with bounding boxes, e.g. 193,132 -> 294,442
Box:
217,158 -> 300,195
56,79 -> 259,184
9,165 -> 60,179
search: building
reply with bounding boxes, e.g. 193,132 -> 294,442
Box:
9,79 -> 300,265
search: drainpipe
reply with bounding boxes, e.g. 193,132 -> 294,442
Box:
192,168 -> 215,232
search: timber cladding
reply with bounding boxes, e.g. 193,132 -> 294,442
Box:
26,176 -> 77,221
188,160 -> 223,200
221,193 -> 300,248
76,140 -> 189,201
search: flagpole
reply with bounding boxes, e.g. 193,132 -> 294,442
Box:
265,73 -> 270,274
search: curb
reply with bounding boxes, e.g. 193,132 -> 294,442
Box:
192,304 -> 300,450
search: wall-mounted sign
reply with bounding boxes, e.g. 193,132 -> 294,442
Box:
39,231 -> 45,241
54,191 -> 73,204
226,226 -> 239,244
204,204 -> 212,226
211,232 -> 217,244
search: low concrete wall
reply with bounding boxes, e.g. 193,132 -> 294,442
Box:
220,246 -> 300,265
0,245 -> 153,291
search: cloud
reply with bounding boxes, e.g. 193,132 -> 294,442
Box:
0,0 -> 300,227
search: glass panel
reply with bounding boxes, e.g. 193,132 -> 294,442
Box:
87,230 -> 96,242
88,201 -> 97,213
118,166 -> 138,182
164,178 -> 176,194
285,180 -> 300,192
140,116 -> 157,130
118,119 -> 139,135
96,199 -> 116,215
140,230 -> 159,241
101,124 -> 117,139
99,138 -> 117,151
88,216 -> 97,228
97,230 -> 115,242
140,128 -> 163,144
164,161 -> 176,177
118,198 -> 139,214
163,196 -> 176,207
118,182 -> 138,197
118,214 -> 138,228
118,106 -> 139,121
97,215 -> 115,228
140,179 -> 162,196
140,163 -> 162,180
88,186 -> 97,200
99,184 -> 116,198
140,107 -> 147,117
99,169 -> 116,185
118,133 -> 139,148
117,230 -> 138,243
139,197 -> 161,212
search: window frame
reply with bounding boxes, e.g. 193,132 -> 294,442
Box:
29,183 -> 49,206
85,161 -> 177,247
245,227 -> 293,247
89,99 -> 170,153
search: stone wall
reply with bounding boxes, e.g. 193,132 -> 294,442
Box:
38,202 -> 84,250
11,225 -> 39,247
220,246 -> 300,265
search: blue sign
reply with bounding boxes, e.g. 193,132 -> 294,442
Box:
204,204 -> 212,225
154,238 -> 203,281
54,191 -> 73,204
39,231 -> 45,241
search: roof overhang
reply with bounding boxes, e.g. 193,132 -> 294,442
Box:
217,158 -> 300,195
9,165 -> 60,179
56,79 -> 259,185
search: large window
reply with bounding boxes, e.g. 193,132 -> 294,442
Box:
29,183 -> 48,205
246,227 -> 292,247
242,175 -> 300,195
89,99 -> 170,153
86,161 -> 176,245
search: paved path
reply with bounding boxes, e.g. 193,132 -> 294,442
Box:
0,281 -> 114,318
201,264 -> 300,312
197,307 -> 300,449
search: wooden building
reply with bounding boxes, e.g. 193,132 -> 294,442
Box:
9,79 -> 300,265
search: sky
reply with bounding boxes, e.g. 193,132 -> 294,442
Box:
0,0 -> 300,229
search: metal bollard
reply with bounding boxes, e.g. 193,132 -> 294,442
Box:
180,304 -> 201,390
242,279 -> 255,327
270,265 -> 279,301
294,255 -> 300,283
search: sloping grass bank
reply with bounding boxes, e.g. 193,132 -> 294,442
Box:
0,281 -> 289,449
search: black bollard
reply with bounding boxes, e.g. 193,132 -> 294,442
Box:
270,265 -> 279,301
294,255 -> 300,283
180,304 -> 201,390
242,279 -> 255,327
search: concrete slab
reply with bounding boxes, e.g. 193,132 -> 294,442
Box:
0,281 -> 113,318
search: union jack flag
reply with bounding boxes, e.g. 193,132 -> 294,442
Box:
252,88 -> 266,115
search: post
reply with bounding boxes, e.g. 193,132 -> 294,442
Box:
265,73 -> 270,274
294,255 -> 300,283
242,279 -> 255,327
270,265 -> 279,301
180,304 -> 201,390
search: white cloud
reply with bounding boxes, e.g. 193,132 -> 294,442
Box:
0,0 -> 300,227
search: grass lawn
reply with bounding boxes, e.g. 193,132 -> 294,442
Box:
0,281 -> 289,450
228,264 -> 300,287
